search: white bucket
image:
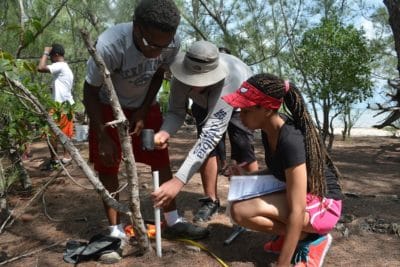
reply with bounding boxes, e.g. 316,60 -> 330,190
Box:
75,124 -> 89,142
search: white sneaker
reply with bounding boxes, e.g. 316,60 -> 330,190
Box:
109,224 -> 129,248
61,158 -> 72,164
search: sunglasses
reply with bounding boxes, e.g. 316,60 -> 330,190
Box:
138,26 -> 176,51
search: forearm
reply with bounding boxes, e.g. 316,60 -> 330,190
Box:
175,103 -> 231,182
278,211 -> 304,265
174,151 -> 205,184
175,128 -> 225,183
37,54 -> 49,73
83,81 -> 105,137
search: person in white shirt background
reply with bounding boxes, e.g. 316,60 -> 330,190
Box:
38,43 -> 74,171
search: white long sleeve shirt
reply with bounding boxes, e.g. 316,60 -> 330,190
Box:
161,53 -> 252,184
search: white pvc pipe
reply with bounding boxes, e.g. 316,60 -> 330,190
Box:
152,170 -> 162,257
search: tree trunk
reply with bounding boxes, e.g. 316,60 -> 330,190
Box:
0,160 -> 10,225
9,150 -> 32,191
375,0 -> 400,128
342,119 -> 348,141
384,0 -> 400,75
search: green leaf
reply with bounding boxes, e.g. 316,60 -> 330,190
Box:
31,18 -> 42,32
22,61 -> 37,73
23,30 -> 35,46
0,59 -> 12,73
4,71 -> 19,81
0,51 -> 14,61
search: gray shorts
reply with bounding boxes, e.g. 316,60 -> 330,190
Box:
227,112 -> 257,164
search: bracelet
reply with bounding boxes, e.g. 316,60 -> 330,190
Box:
43,51 -> 49,56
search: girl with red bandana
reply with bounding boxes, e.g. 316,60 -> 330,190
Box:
222,73 -> 343,267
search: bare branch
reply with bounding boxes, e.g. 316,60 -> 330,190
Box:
15,0 -> 70,58
180,11 -> 208,40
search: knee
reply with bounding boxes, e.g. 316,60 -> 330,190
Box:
230,202 -> 247,225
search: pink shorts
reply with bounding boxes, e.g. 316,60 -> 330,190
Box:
306,193 -> 342,234
89,103 -> 170,175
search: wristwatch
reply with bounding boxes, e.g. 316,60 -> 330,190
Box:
43,51 -> 50,56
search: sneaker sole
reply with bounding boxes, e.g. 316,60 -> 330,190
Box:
98,251 -> 122,264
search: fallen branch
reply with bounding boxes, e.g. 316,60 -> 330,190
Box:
42,191 -> 87,223
45,135 -> 93,190
0,241 -> 62,266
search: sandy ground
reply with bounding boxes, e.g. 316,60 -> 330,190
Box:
0,125 -> 399,266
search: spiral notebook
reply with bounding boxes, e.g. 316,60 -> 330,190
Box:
228,175 -> 286,202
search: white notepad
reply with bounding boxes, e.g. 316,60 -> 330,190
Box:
228,175 -> 286,202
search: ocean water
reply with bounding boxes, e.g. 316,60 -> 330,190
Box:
313,107 -> 393,128
297,107 -> 399,136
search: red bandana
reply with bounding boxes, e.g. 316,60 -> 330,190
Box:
222,81 -> 283,110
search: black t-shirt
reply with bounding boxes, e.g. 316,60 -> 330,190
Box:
261,116 -> 343,200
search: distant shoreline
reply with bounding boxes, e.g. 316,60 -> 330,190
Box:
180,124 -> 399,138
333,127 -> 399,137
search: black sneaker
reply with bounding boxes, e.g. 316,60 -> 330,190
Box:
193,197 -> 220,222
41,160 -> 60,171
162,220 -> 209,240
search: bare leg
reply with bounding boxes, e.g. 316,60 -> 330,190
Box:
230,192 -> 313,235
99,173 -> 120,225
200,156 -> 218,201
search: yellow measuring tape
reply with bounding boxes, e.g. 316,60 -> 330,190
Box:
177,239 -> 229,267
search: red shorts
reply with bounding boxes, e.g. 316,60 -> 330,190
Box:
306,194 -> 342,234
89,103 -> 170,175
58,113 -> 74,138
49,109 -> 74,138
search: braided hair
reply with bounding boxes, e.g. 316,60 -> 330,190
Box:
247,73 -> 341,197
134,0 -> 181,33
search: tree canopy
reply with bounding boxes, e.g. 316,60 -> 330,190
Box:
296,16 -> 373,146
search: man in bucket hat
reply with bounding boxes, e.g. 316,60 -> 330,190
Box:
152,40 -> 258,222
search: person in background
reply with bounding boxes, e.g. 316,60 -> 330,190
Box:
83,0 -> 208,263
190,47 -> 233,177
37,43 -> 74,171
153,40 -> 258,222
222,73 -> 343,266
